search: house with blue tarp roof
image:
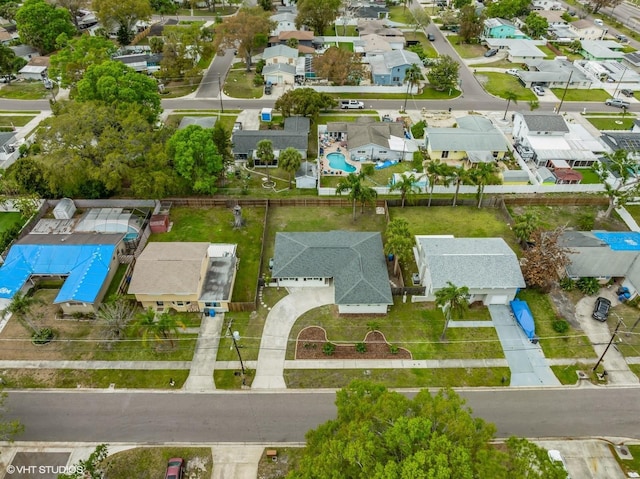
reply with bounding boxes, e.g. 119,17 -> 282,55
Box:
560,231 -> 640,299
0,232 -> 124,314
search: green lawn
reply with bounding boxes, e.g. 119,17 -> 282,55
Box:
469,59 -> 518,68
338,42 -> 354,52
326,24 -> 359,36
103,263 -> 129,300
551,362 -> 594,385
549,89 -> 610,102
331,86 -> 461,100
92,333 -> 198,361
610,444 -> 640,478
0,82 -> 53,100
0,212 -> 23,232
0,115 -> 34,126
507,204 -> 628,232
604,302 -> 640,358
516,289 -> 595,359
284,367 -> 511,388
150,206 -> 266,302
476,72 -> 537,101
217,311 -> 263,362
224,69 -> 264,99
585,116 -> 635,130
536,44 -> 558,59
447,35 -> 486,59
317,113 -> 378,124
388,5 -> 414,24
287,298 -> 504,360
164,113 -> 238,133
577,168 -> 602,184
103,447 -> 212,479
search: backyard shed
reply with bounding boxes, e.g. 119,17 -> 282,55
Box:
53,198 -> 76,220
261,108 -> 273,122
150,214 -> 170,233
510,299 -> 536,340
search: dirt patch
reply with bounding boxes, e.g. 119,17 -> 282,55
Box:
548,286 -> 580,329
295,326 -> 412,360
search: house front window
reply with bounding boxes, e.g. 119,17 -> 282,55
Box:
156,301 -> 164,306
392,76 -> 400,82
442,151 -> 449,158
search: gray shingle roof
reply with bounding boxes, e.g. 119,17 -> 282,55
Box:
560,231 -> 639,277
521,113 -> 570,133
232,130 -> 308,155
418,237 -> 525,290
426,116 -> 507,152
272,231 -> 393,305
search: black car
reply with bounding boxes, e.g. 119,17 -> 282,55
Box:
427,33 -> 436,41
620,89 -> 634,97
592,297 -> 611,322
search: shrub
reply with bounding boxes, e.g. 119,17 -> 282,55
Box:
323,342 -> 335,356
253,74 -> 264,87
355,342 -> 367,353
577,277 -> 600,296
552,319 -> 569,334
559,276 -> 575,291
366,321 -> 380,332
389,344 -> 399,355
411,120 -> 426,139
577,212 -> 595,231
32,328 -> 53,345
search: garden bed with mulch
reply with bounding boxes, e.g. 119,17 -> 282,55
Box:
295,326 -> 412,360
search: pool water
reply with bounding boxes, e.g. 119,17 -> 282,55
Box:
327,152 -> 356,173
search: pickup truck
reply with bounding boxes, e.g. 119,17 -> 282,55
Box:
340,100 -> 364,109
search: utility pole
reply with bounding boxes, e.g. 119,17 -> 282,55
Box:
556,70 -> 573,114
613,66 -> 628,98
218,74 -> 224,113
232,330 -> 245,376
593,318 -> 623,372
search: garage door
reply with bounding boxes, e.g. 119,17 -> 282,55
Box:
488,295 -> 509,305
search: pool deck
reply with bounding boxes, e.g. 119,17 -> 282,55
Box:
319,138 -> 361,176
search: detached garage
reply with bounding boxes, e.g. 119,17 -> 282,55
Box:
413,235 -> 526,305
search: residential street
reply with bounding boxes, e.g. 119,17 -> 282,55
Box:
5,387 -> 640,442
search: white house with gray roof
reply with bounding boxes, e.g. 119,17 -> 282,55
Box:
370,50 -> 421,86
425,116 -> 508,163
413,236 -> 525,305
483,39 -> 545,62
232,116 -> 309,163
271,231 -> 393,314
518,59 -> 592,88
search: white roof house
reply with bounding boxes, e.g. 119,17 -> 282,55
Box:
580,40 -> 625,61
483,39 -> 546,62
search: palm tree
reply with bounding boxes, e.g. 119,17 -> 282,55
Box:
336,172 -> 364,221
403,63 -> 422,112
390,173 -> 422,207
512,212 -> 540,247
2,291 -> 41,334
255,139 -> 275,182
96,298 -> 137,342
435,281 -> 469,341
278,147 -> 302,188
135,308 -> 185,349
358,184 -> 378,214
528,99 -> 540,111
503,91 -> 518,120
449,165 -> 469,207
425,159 -> 450,207
468,162 -> 498,208
155,312 -> 186,349
384,218 -> 414,277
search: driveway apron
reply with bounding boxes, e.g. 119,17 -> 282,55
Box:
252,287 -> 335,389
489,305 -> 560,386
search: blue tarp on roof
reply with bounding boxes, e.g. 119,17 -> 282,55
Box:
0,243 -> 116,303
510,299 -> 535,340
593,232 -> 640,251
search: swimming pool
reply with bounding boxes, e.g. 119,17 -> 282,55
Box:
327,152 -> 356,173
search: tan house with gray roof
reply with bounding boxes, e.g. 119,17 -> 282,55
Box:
128,242 -> 237,315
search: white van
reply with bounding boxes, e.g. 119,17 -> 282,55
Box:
594,19 -> 604,26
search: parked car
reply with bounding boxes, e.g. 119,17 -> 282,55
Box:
532,85 -> 545,96
484,48 -> 498,57
616,34 -> 628,42
592,297 -> 611,322
269,257 -> 274,270
547,450 -> 570,478
412,273 -> 420,285
605,98 -> 630,108
620,89 -> 634,97
165,458 -> 184,479
594,18 -> 604,26
232,121 -> 242,132
427,33 -> 436,41
264,81 -> 272,95
505,69 -> 519,76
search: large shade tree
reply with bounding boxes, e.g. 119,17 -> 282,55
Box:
15,0 -> 76,54
427,54 -> 459,92
76,60 -> 162,122
0,45 -> 26,84
214,7 -> 274,71
274,88 -> 336,118
313,47 -> 365,86
49,36 -> 118,88
295,0 -> 341,35
93,0 -> 152,45
287,381 -> 569,479
167,125 -> 223,195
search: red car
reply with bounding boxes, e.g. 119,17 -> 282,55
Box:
165,458 -> 184,479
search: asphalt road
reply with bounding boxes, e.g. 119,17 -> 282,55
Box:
6,387 -> 640,443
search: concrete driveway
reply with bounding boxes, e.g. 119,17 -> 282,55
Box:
535,439 -> 627,479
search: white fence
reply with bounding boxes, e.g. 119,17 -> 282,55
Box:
319,183 -> 605,196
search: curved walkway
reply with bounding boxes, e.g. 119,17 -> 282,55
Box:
252,287 -> 335,389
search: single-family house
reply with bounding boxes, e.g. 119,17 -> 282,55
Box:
569,19 -> 605,40
354,34 -> 394,56
178,117 -> 217,130
19,64 -> 48,81
413,235 -> 525,305
113,53 -> 162,73
483,18 -> 528,39
357,20 -> 405,50
560,231 -> 640,297
271,231 -> 393,314
269,31 -> 316,54
518,59 -> 592,89
262,44 -> 299,65
270,12 -> 297,36
624,51 -> 640,68
600,131 -> 640,157
370,49 -> 421,86
232,116 -> 310,163
536,10 -> 567,26
548,24 -> 580,40
262,63 -> 297,85
0,232 -> 125,314
580,40 -> 625,62
10,45 -> 39,61
531,0 -> 562,10
483,39 -> 545,62
295,160 -> 317,189
349,4 -> 389,20
128,242 -> 237,315
324,117 -> 417,162
0,27 -> 16,45
424,116 -> 508,163
512,112 -> 599,168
